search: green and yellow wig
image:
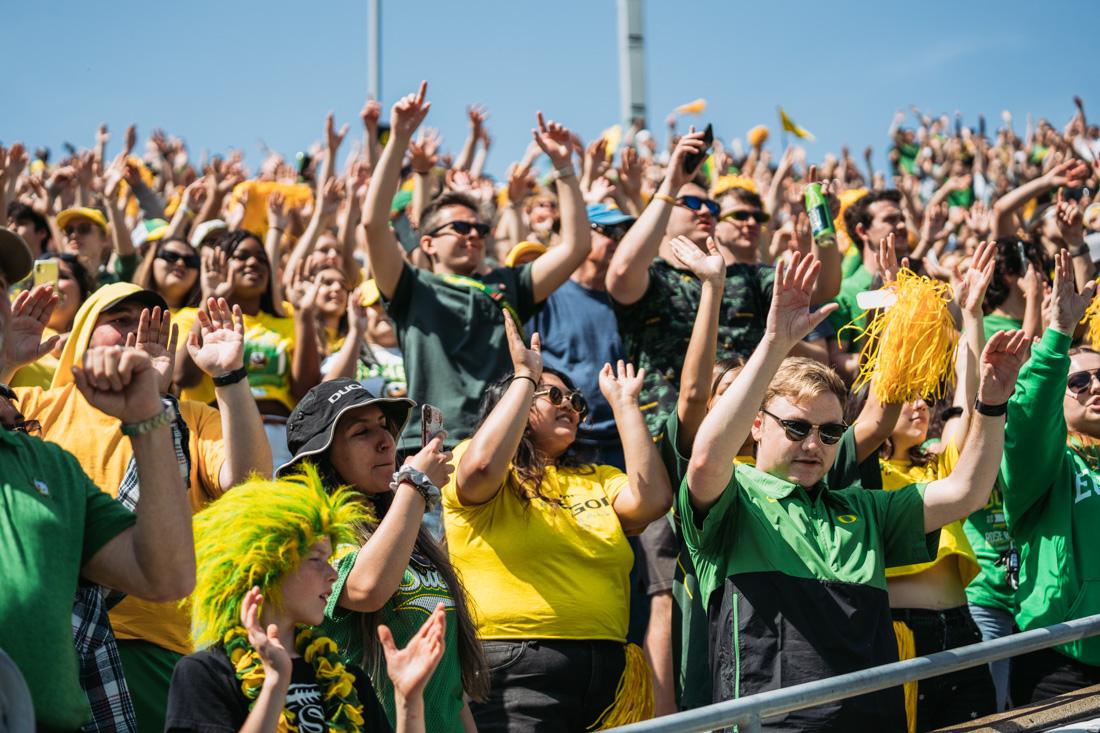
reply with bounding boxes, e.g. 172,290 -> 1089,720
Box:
190,465 -> 372,649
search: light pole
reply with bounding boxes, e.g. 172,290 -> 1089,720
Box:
617,0 -> 646,127
368,0 -> 381,101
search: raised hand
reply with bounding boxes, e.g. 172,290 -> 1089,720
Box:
347,285 -> 371,334
123,124 -> 138,158
201,247 -> 233,300
531,112 -> 575,170
325,113 -> 349,154
360,99 -> 382,131
1054,188 -> 1085,247
408,129 -> 441,174
318,177 -> 345,218
1045,159 -> 1089,189
876,231 -> 907,284
127,307 -> 179,395
765,252 -> 838,347
266,190 -> 288,230
503,314 -> 542,382
789,211 -> 813,256
582,138 -> 610,186
404,432 -> 454,490
669,235 -> 724,284
380,602 -> 446,700
1049,248 -> 1097,334
953,240 -> 996,317
287,263 -> 323,317
506,162 -> 534,204
598,359 -> 645,407
976,329 -> 1031,406
240,587 -> 292,681
72,346 -> 163,424
467,104 -> 489,133
665,129 -> 708,190
5,286 -> 60,368
390,81 -> 431,140
617,146 -> 643,201
187,298 -> 245,378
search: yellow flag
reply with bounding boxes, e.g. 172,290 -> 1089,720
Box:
779,107 -> 816,141
601,124 -> 622,160
674,98 -> 707,115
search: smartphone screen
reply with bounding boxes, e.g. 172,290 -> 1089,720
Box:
32,260 -> 59,289
682,124 -> 714,174
421,404 -> 444,447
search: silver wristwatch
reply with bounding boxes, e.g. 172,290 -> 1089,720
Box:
390,466 -> 441,511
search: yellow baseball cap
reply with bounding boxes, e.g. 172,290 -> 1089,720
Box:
56,207 -> 108,234
504,240 -> 547,267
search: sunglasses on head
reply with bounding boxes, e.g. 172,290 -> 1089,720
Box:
1067,368 -> 1100,396
533,385 -> 589,418
722,209 -> 771,224
760,408 -> 846,445
64,222 -> 98,237
591,222 -> 630,240
427,220 -> 491,238
156,250 -> 200,269
676,195 -> 720,217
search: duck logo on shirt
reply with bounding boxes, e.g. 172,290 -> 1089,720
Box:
393,551 -> 455,616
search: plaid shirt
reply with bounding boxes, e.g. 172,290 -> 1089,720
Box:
71,396 -> 190,733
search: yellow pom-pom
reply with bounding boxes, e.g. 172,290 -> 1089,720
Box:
851,269 -> 959,403
1081,289 -> 1100,348
748,125 -> 769,148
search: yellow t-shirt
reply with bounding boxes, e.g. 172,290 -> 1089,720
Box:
176,309 -> 297,412
15,383 -> 227,654
442,439 -> 633,641
10,328 -> 61,389
879,441 -> 979,585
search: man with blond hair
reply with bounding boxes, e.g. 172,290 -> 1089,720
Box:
679,252 -> 1031,731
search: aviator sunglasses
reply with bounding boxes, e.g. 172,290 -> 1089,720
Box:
760,408 -> 846,445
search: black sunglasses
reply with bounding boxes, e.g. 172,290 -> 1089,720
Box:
722,209 -> 771,224
533,385 -> 589,418
156,251 -> 201,269
760,408 -> 846,445
591,222 -> 630,240
427,220 -> 491,239
1067,368 -> 1100,396
676,195 -> 720,217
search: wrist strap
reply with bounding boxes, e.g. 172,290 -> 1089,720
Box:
120,405 -> 174,437
212,366 -> 248,387
974,399 -> 1008,417
653,193 -> 677,205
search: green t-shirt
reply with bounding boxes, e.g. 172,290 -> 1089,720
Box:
963,481 -> 1016,612
828,264 -> 875,351
615,260 -> 775,436
0,429 -> 136,730
840,245 -> 864,280
983,313 -> 1023,342
384,262 -> 537,452
324,542 -> 465,733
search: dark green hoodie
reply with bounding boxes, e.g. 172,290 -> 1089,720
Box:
1001,328 -> 1100,665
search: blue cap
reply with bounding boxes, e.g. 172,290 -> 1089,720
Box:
587,203 -> 635,226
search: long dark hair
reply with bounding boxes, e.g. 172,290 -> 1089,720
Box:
217,230 -> 278,315
474,368 -> 596,505
308,453 -> 489,701
845,383 -> 935,468
132,237 -> 202,309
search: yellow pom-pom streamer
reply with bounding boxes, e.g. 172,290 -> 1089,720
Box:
849,269 -> 959,403
1080,290 -> 1100,349
587,643 -> 654,729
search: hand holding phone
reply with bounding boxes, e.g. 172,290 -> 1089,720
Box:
421,404 -> 444,447
682,124 -> 714,175
33,260 -> 59,289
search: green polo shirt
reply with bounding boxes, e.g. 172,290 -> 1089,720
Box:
384,261 -> 538,452
0,429 -> 136,730
678,462 -> 936,728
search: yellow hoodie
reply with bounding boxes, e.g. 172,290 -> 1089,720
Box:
15,283 -> 226,655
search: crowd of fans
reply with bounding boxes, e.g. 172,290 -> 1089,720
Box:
1,84 -> 1099,733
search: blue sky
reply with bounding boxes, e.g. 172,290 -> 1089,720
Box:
5,1 -> 1098,179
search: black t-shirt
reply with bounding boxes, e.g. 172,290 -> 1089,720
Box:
165,647 -> 392,733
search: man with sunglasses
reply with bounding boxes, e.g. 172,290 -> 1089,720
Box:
998,251 -> 1100,705
56,206 -> 139,287
680,251 -> 1030,731
608,133 -> 837,437
713,185 -> 771,265
363,83 -> 591,453
529,203 -> 634,467
0,227 -> 196,732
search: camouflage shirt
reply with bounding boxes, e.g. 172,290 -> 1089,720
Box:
614,259 -> 775,436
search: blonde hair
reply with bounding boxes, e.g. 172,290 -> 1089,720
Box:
763,357 -> 847,412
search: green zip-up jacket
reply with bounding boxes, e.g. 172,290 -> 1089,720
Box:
1002,328 -> 1100,665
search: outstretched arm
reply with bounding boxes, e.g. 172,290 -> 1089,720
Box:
687,253 -> 837,510
363,82 -> 431,299
991,159 -> 1088,239
923,329 -> 1030,532
527,113 -> 592,303
605,131 -> 707,306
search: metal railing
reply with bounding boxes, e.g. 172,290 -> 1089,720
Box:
608,613 -> 1100,733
